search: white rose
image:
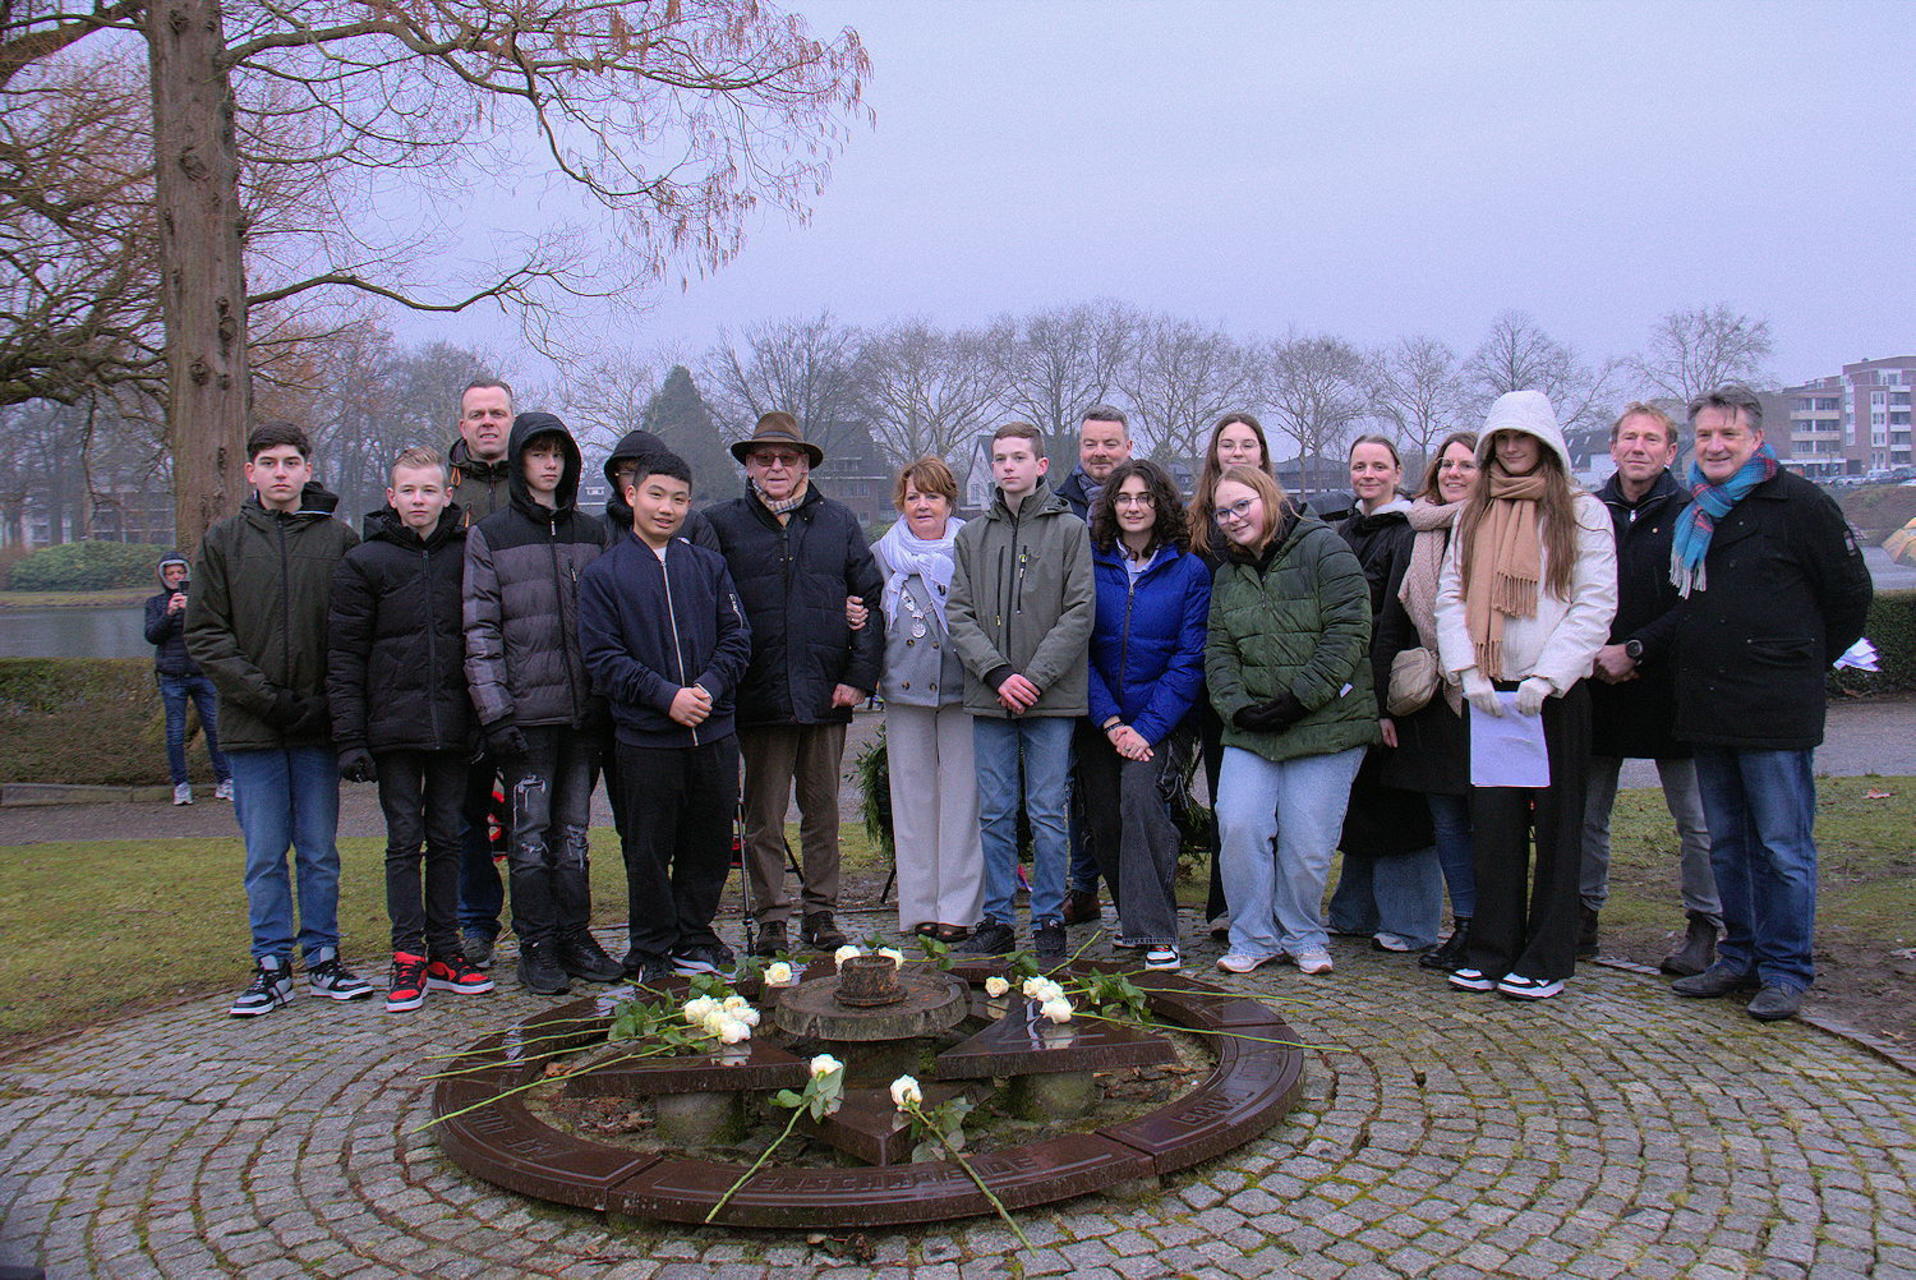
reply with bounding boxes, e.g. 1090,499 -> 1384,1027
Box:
682,996 -> 718,1025
764,961 -> 795,986
984,976 -> 1010,998
1040,998 -> 1074,1024
736,1007 -> 761,1028
1021,977 -> 1046,1000
834,945 -> 865,969
809,1053 -> 843,1079
701,1009 -> 730,1037
877,947 -> 906,967
721,994 -> 750,1012
716,1017 -> 751,1045
888,1075 -> 923,1109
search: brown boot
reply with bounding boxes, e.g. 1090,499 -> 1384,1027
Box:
801,911 -> 848,950
1062,889 -> 1102,926
1659,913 -> 1719,976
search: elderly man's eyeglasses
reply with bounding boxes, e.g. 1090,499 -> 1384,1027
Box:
751,450 -> 805,469
1213,497 -> 1258,526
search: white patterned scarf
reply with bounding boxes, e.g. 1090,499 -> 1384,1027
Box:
877,516 -> 964,634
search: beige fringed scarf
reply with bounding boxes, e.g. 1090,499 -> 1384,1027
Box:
1463,470 -> 1547,678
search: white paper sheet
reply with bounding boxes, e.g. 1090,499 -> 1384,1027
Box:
1468,692 -> 1551,788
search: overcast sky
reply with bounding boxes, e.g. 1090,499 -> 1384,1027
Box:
406,0 -> 1916,390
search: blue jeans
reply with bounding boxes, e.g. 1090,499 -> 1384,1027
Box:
457,759 -> 504,940
1327,847 -> 1443,948
1216,745 -> 1365,958
157,673 -> 230,787
228,746 -> 341,962
975,715 -> 1074,927
1428,792 -> 1475,918
1692,746 -> 1818,992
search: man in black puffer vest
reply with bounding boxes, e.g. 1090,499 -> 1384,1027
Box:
707,413 -> 884,956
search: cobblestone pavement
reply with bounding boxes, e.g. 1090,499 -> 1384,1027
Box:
3,924 -> 1913,1280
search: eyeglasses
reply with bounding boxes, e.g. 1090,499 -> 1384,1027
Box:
1213,497 -> 1258,526
752,451 -> 805,469
1112,493 -> 1154,508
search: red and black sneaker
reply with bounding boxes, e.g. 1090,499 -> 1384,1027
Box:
427,953 -> 496,996
385,953 -> 429,1013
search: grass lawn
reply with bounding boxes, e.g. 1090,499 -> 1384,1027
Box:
0,822 -> 882,1050
0,588 -> 148,610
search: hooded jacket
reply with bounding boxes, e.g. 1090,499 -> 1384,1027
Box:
144,551 -> 198,678
462,413 -> 611,730
327,504 -> 473,754
601,429 -> 720,551
1087,542 -> 1212,746
1435,391 -> 1617,693
1587,467 -> 1690,759
1207,508 -> 1378,763
447,437 -> 512,528
184,482 -> 359,751
705,480 -> 885,727
947,477 -> 1095,718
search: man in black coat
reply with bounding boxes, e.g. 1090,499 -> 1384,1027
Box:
707,412 -> 884,956
1668,387 -> 1872,1023
1579,404 -> 1720,975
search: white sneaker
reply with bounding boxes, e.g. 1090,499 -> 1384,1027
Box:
1215,951 -> 1274,975
214,779 -> 234,801
1496,973 -> 1564,1000
1144,946 -> 1182,972
1293,950 -> 1334,975
172,783 -> 193,806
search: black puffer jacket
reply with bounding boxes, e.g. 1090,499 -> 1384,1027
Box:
1588,468 -> 1689,760
1673,469 -> 1872,751
462,414 -> 611,730
144,551 -> 198,677
601,429 -> 720,551
327,505 -> 473,753
706,482 -> 885,727
1337,499 -> 1415,703
185,484 -> 359,751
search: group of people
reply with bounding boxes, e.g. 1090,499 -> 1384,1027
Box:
169,375 -> 1869,1026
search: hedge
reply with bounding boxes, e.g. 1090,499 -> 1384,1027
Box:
0,658 -> 220,786
1832,589 -> 1916,695
8,541 -> 172,592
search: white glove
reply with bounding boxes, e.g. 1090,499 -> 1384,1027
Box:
1515,676 -> 1554,716
1461,668 -> 1501,718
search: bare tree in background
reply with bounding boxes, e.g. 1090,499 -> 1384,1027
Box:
1463,310 -> 1618,441
703,313 -> 869,457
1629,305 -> 1773,405
1366,335 -> 1467,470
1263,333 -> 1372,497
1119,315 -> 1253,464
561,350 -> 662,460
994,301 -> 1140,441
855,320 -> 1003,467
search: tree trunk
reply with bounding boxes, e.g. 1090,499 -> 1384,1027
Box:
148,0 -> 249,554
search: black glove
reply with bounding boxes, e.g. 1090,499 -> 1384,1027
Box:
337,747 -> 377,784
484,721 -> 529,761
287,697 -> 330,740
265,689 -> 304,729
1233,691 -> 1306,733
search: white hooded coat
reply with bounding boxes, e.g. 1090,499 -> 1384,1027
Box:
1434,390 -> 1618,691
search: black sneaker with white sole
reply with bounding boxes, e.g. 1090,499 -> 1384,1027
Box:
672,943 -> 737,978
306,947 -> 374,1001
956,920 -> 1016,955
231,956 -> 295,1017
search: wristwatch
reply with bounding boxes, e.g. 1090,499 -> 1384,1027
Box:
1623,639 -> 1644,662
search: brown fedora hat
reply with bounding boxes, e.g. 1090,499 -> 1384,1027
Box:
730,411 -> 824,467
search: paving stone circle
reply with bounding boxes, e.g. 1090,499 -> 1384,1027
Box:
3,922 -> 1914,1278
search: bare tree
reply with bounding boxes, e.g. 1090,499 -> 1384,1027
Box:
1629,304 -> 1773,405
561,350 -> 661,460
1119,315 -> 1254,464
854,321 -> 1003,467
994,301 -> 1141,441
702,312 -> 869,457
1367,335 -> 1468,472
1263,333 -> 1372,497
1462,310 -> 1618,440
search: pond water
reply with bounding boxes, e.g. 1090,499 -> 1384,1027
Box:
0,605 -> 150,659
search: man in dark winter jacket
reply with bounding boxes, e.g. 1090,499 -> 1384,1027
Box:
145,550 -> 231,805
707,412 -> 885,956
1668,387 -> 1872,1023
187,421 -> 374,1016
1052,406 -> 1134,925
580,451 -> 752,982
447,377 -> 515,969
463,412 -> 623,995
328,445 -> 495,1013
1580,404 -> 1721,975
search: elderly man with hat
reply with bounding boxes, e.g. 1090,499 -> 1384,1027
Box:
707,412 -> 886,956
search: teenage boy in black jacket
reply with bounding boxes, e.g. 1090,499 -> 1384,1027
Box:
328,446 -> 496,1013
463,413 -> 623,995
580,452 -> 752,983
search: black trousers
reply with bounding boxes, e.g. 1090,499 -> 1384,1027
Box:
1464,682 -> 1591,983
502,726 -> 597,945
376,748 -> 468,957
615,736 -> 739,964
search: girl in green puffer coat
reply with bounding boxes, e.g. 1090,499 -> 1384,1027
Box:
1206,466 -> 1377,978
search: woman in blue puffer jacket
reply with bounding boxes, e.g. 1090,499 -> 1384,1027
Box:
1082,459 -> 1212,972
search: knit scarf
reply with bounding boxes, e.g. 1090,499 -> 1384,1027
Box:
1670,443 -> 1778,597
1398,497 -> 1461,653
1463,469 -> 1547,679
877,516 -> 963,634
753,477 -> 810,523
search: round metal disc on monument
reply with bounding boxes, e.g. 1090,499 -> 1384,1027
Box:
772,964 -> 969,1040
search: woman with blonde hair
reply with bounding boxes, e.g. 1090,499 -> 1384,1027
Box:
873,456 -> 983,942
1435,392 -> 1615,1000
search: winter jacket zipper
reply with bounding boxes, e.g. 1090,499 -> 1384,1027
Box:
421,542 -> 441,745
659,547 -> 699,746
